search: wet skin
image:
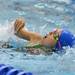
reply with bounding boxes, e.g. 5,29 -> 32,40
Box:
14,18 -> 62,48
41,29 -> 62,47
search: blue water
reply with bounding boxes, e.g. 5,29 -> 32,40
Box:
0,0 -> 75,75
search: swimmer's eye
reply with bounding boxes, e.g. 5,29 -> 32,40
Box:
44,34 -> 48,38
44,35 -> 47,38
44,33 -> 51,38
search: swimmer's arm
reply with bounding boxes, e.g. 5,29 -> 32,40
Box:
17,28 -> 43,43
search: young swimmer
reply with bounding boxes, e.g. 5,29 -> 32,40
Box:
14,18 -> 75,54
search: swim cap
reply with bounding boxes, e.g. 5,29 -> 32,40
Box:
55,29 -> 75,49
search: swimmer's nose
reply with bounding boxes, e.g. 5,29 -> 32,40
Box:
49,32 -> 53,35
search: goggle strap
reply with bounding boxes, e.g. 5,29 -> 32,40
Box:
58,41 -> 61,48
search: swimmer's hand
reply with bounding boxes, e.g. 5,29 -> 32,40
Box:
14,18 -> 43,42
14,18 -> 25,34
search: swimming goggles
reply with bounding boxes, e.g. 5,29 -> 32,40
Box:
44,31 -> 61,48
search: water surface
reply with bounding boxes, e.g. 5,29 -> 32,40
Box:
0,0 -> 75,75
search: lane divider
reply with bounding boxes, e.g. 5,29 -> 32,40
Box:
0,64 -> 32,75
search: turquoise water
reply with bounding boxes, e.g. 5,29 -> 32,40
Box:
0,0 -> 75,75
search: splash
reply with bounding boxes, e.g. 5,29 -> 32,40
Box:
0,21 -> 14,41
0,20 -> 25,48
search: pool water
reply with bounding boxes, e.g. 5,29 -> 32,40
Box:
0,0 -> 75,75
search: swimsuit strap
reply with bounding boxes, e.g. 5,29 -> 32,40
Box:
58,41 -> 62,48
25,43 -> 43,48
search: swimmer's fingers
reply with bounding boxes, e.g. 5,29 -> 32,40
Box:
14,18 -> 25,33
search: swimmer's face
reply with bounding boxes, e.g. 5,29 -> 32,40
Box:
41,29 -> 62,48
41,32 -> 56,48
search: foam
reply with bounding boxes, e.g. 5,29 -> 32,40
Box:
0,21 -> 14,41
0,20 -> 25,48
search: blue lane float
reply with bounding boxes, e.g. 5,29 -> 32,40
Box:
0,64 -> 32,75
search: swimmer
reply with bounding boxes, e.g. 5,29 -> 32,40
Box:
14,18 -> 75,54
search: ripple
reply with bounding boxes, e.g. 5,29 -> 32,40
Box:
0,0 -> 75,75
